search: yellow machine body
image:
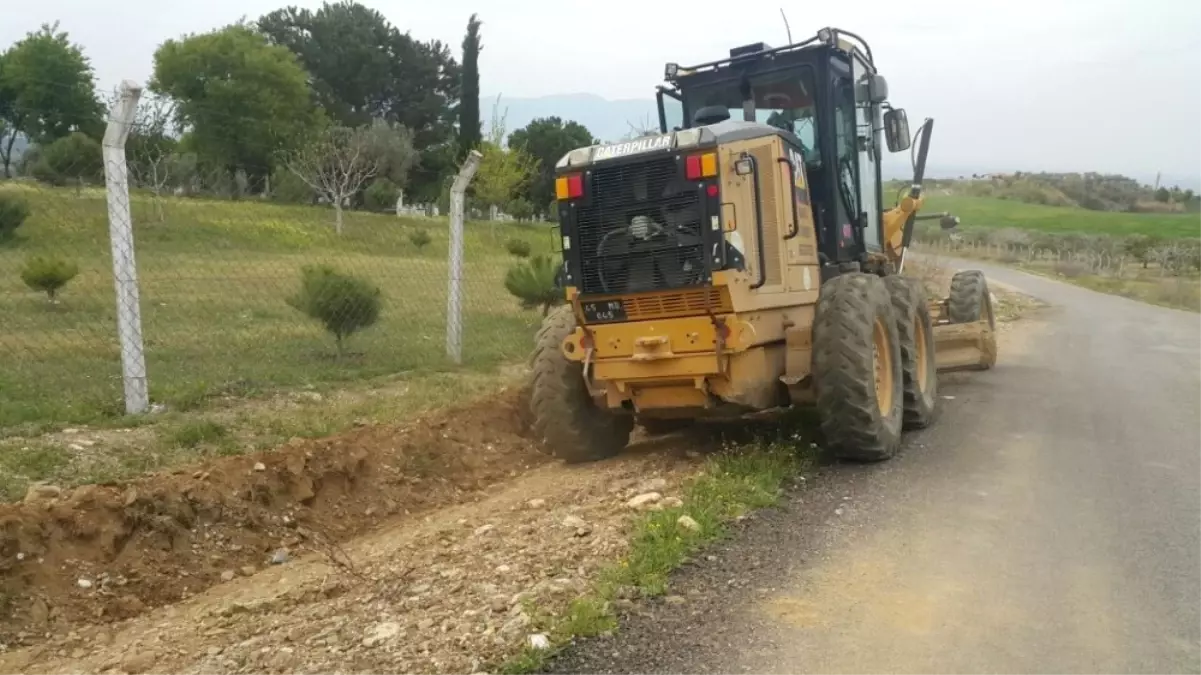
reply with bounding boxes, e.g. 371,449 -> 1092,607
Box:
555,132 -> 993,419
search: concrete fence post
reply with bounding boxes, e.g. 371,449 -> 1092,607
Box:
102,80 -> 149,414
447,150 -> 483,364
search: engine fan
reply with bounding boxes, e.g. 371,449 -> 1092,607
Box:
595,206 -> 706,294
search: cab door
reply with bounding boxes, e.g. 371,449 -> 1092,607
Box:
850,53 -> 883,252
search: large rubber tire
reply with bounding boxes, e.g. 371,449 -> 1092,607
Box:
884,276 -> 939,430
948,270 -> 996,329
639,418 -> 693,436
812,273 -> 905,462
529,306 -> 633,463
948,270 -> 998,370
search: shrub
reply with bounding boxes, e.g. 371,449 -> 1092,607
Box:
0,193 -> 31,242
363,178 -> 400,212
504,255 -> 563,316
271,168 -> 314,204
30,132 -> 103,187
507,198 -> 535,221
505,237 -> 532,258
1053,260 -> 1089,279
409,228 -> 432,249
286,265 -> 382,354
20,256 -> 80,302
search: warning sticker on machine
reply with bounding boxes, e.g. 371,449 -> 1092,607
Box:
592,134 -> 672,161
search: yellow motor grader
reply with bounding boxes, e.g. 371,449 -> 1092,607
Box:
529,27 -> 997,463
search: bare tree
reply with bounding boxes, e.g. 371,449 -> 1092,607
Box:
108,90 -> 179,221
284,122 -> 414,235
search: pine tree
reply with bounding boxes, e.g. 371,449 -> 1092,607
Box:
457,14 -> 483,160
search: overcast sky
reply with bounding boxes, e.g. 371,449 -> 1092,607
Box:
4,0 -> 1200,184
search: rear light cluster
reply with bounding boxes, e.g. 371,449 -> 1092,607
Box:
554,151 -> 721,202
555,173 -> 583,200
685,152 -> 718,181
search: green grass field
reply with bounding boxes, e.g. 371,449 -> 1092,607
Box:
0,182 -> 555,432
917,192 -> 1200,239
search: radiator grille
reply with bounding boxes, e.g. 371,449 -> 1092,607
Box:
575,156 -> 705,295
612,287 -> 733,321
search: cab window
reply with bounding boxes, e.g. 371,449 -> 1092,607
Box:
680,67 -> 820,164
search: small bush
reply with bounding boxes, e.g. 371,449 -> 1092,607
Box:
505,238 -> 532,258
287,265 -> 382,354
0,193 -> 31,242
504,254 -> 563,316
271,168 -> 314,204
507,198 -> 535,221
363,178 -> 400,212
30,132 -> 103,187
1053,260 -> 1089,278
20,256 -> 80,302
409,228 -> 432,249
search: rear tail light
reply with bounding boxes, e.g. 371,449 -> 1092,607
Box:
685,152 -> 718,180
555,173 -> 584,200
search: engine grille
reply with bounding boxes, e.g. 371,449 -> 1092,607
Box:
575,156 -> 705,295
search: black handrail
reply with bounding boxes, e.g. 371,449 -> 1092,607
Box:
744,153 -> 768,290
776,157 -> 800,240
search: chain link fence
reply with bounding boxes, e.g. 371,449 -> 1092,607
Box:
0,84 -> 550,433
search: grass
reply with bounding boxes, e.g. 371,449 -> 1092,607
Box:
916,241 -> 1201,313
0,181 -> 552,433
906,191 -> 1200,239
0,366 -> 522,501
497,436 -> 815,674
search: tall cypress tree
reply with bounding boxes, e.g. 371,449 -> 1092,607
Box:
458,14 -> 482,160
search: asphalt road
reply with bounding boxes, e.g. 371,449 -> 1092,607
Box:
552,259 -> 1201,674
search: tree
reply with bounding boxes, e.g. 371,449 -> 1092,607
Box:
0,23 -> 104,177
29,132 -> 102,189
472,103 -> 537,231
103,89 -> 179,219
150,23 -> 318,194
284,121 -> 414,233
506,197 -> 534,221
458,14 -> 482,160
508,117 -> 596,215
257,2 -> 460,203
287,264 -> 382,355
363,178 -> 399,211
1154,187 -> 1171,203
127,91 -> 176,214
1124,234 -> 1155,269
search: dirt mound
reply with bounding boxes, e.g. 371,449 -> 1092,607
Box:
0,385 -> 547,646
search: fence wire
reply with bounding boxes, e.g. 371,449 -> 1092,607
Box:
0,92 -> 551,432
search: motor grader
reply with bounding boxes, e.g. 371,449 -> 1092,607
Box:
528,27 -> 997,463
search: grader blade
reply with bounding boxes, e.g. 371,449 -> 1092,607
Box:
932,320 -> 997,372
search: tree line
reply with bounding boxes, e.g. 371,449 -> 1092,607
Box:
0,3 -> 600,221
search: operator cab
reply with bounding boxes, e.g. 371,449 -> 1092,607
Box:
656,28 -> 912,270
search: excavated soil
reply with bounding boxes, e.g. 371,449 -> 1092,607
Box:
0,385 -> 549,648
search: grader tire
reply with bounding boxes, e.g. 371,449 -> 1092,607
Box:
529,305 -> 632,463
948,270 -> 996,329
884,276 -> 939,430
812,273 -> 905,462
948,270 -> 998,370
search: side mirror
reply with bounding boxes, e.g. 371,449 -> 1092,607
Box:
884,108 -> 911,153
940,214 -> 960,230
